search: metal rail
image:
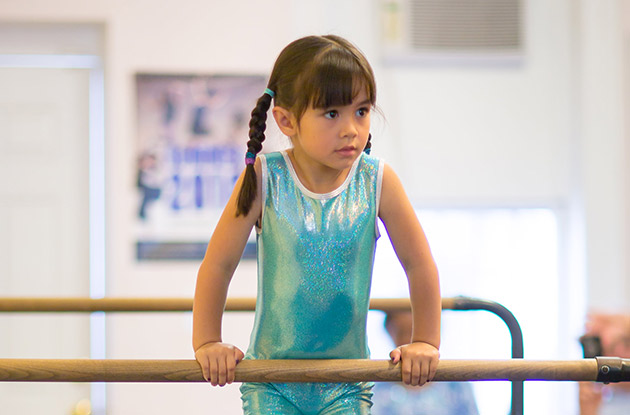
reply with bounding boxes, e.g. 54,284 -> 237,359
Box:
448,297 -> 524,415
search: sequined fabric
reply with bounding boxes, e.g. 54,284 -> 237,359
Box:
241,381 -> 373,414
241,151 -> 383,414
247,151 -> 382,360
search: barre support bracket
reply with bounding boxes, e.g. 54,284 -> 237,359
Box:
595,357 -> 630,383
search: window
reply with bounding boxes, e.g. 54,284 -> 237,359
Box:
369,208 -> 579,414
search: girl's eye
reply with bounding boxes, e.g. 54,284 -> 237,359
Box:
324,110 -> 338,119
356,107 -> 370,117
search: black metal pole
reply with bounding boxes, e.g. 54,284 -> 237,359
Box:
448,296 -> 524,415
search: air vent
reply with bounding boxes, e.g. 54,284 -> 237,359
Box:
381,0 -> 523,63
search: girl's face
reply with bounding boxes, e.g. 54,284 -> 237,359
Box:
290,88 -> 371,172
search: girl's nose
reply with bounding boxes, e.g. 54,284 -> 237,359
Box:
340,117 -> 358,138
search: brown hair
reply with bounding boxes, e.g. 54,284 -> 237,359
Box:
236,35 -> 377,216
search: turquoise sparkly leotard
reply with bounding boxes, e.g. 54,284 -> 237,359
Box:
240,151 -> 383,415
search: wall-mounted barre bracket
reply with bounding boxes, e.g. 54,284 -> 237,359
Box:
596,357 -> 630,383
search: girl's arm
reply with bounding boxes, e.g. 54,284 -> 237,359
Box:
192,160 -> 262,386
378,163 -> 441,386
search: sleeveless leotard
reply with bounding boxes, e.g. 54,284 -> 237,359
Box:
240,151 -> 383,415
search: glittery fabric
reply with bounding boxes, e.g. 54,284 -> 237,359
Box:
240,150 -> 383,414
241,381 -> 373,414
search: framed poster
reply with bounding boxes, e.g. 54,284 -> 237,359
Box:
135,74 -> 268,260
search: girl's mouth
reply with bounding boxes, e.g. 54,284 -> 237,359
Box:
336,146 -> 356,156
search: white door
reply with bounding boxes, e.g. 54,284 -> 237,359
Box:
0,67 -> 92,414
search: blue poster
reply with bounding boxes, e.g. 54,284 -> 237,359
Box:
135,74 -> 267,260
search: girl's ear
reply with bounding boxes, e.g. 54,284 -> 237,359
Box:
272,106 -> 298,137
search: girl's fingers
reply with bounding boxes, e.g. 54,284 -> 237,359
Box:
401,350 -> 423,385
235,347 -> 245,363
227,348 -> 243,384
200,358 -> 210,382
389,347 -> 402,364
226,356 -> 236,384
209,358 -> 219,386
195,344 -> 244,387
217,356 -> 227,386
419,359 -> 429,386
428,357 -> 438,381
398,345 -> 440,386
194,349 -> 211,382
403,358 -> 415,386
412,359 -> 423,386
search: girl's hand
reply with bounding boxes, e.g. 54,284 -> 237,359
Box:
195,342 -> 244,386
390,341 -> 440,386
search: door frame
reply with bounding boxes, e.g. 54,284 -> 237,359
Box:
0,53 -> 107,414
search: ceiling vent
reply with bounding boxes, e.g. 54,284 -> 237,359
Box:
381,0 -> 524,65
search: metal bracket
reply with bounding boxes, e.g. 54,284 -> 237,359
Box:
595,357 -> 630,383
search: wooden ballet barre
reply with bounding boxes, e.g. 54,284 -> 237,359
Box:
0,296 -> 525,414
0,358 -> 628,383
0,297 -> 430,312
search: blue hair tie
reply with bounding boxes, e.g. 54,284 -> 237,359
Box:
264,88 -> 275,98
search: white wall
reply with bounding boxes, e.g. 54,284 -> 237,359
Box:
1,0 -> 629,413
383,0 -> 574,204
0,1 -> 296,413
577,0 -> 630,311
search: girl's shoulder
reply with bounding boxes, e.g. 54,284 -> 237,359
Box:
359,152 -> 382,168
357,153 -> 384,184
260,151 -> 284,161
259,151 -> 286,169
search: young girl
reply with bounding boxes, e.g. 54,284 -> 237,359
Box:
193,34 -> 441,414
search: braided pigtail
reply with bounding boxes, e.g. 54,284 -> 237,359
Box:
236,89 -> 274,216
363,133 -> 372,155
